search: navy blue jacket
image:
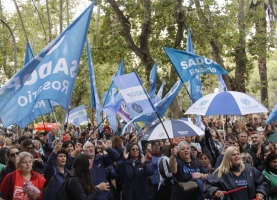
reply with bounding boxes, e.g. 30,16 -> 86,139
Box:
43,152 -> 72,200
204,164 -> 267,199
91,147 -> 120,200
117,158 -> 153,200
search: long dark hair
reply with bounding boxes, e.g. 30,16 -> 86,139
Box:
264,152 -> 277,173
72,154 -> 94,194
127,143 -> 142,160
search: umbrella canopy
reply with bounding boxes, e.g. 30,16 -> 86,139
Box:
34,123 -> 58,131
267,132 -> 277,142
266,103 -> 277,124
140,119 -> 204,141
185,91 -> 268,116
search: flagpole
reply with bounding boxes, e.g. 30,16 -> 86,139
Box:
51,107 -> 61,142
84,117 -> 107,144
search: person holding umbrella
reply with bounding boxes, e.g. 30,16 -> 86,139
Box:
204,146 -> 267,200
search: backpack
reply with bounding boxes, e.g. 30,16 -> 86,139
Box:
54,176 -> 72,200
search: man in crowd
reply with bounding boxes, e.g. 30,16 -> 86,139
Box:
83,140 -> 120,200
238,131 -> 251,152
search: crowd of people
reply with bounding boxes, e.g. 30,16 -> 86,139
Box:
0,113 -> 276,200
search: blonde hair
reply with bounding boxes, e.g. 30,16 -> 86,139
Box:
15,152 -> 33,168
213,146 -> 245,178
33,140 -> 42,148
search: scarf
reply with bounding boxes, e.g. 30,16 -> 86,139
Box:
262,170 -> 277,200
230,164 -> 241,172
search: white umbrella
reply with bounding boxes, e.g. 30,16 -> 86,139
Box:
185,91 -> 268,116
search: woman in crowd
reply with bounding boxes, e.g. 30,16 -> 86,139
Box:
240,152 -> 254,166
62,140 -> 75,156
170,141 -> 208,200
67,154 -> 109,200
200,153 -> 214,174
43,142 -> 71,200
0,152 -> 46,200
262,152 -> 277,200
33,140 -> 45,156
3,138 -> 12,148
144,142 -> 152,160
117,143 -> 153,200
0,146 -> 19,185
204,146 -> 267,200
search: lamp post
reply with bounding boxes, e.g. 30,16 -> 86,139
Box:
0,18 -> 17,74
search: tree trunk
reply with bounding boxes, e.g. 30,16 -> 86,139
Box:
46,0 -> 52,42
255,2 -> 268,105
169,0 -> 186,119
13,0 -> 28,42
59,0 -> 63,33
234,0 -> 247,92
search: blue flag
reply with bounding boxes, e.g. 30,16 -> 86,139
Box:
163,47 -> 228,83
66,104 -> 88,126
121,80 -> 183,133
102,60 -> 124,107
0,3 -> 94,127
24,42 -> 35,66
15,43 -> 53,129
113,72 -> 155,118
186,29 -> 203,103
154,80 -> 165,104
149,62 -> 157,101
86,38 -> 102,132
218,75 -> 227,92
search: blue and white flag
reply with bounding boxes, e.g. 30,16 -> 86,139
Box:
163,47 -> 228,83
0,3 -> 94,127
218,75 -> 227,92
15,43 -> 53,128
149,62 -> 157,101
86,38 -> 102,132
113,72 -> 155,119
102,60 -> 124,108
66,104 -> 88,126
154,80 -> 165,104
121,80 -> 183,133
103,92 -> 124,132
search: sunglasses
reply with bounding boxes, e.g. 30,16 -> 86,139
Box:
10,152 -> 20,157
131,148 -> 139,151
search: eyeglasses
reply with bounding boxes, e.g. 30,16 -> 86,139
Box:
96,151 -> 103,154
131,148 -> 139,151
9,152 -> 19,157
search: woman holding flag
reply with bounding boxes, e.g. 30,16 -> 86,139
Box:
204,146 -> 267,200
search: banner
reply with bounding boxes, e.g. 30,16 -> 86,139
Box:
113,72 -> 155,119
66,104 -> 88,126
0,3 -> 94,127
163,47 -> 228,83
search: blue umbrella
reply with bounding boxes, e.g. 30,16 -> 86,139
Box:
185,91 -> 268,116
267,103 -> 277,124
140,119 -> 204,141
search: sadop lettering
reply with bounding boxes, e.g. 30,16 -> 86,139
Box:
127,90 -> 147,98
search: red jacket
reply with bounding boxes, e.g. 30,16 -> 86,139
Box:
0,170 -> 45,200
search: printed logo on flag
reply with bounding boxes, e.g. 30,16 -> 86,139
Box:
131,103 -> 143,113
178,130 -> 189,135
159,133 -> 164,137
